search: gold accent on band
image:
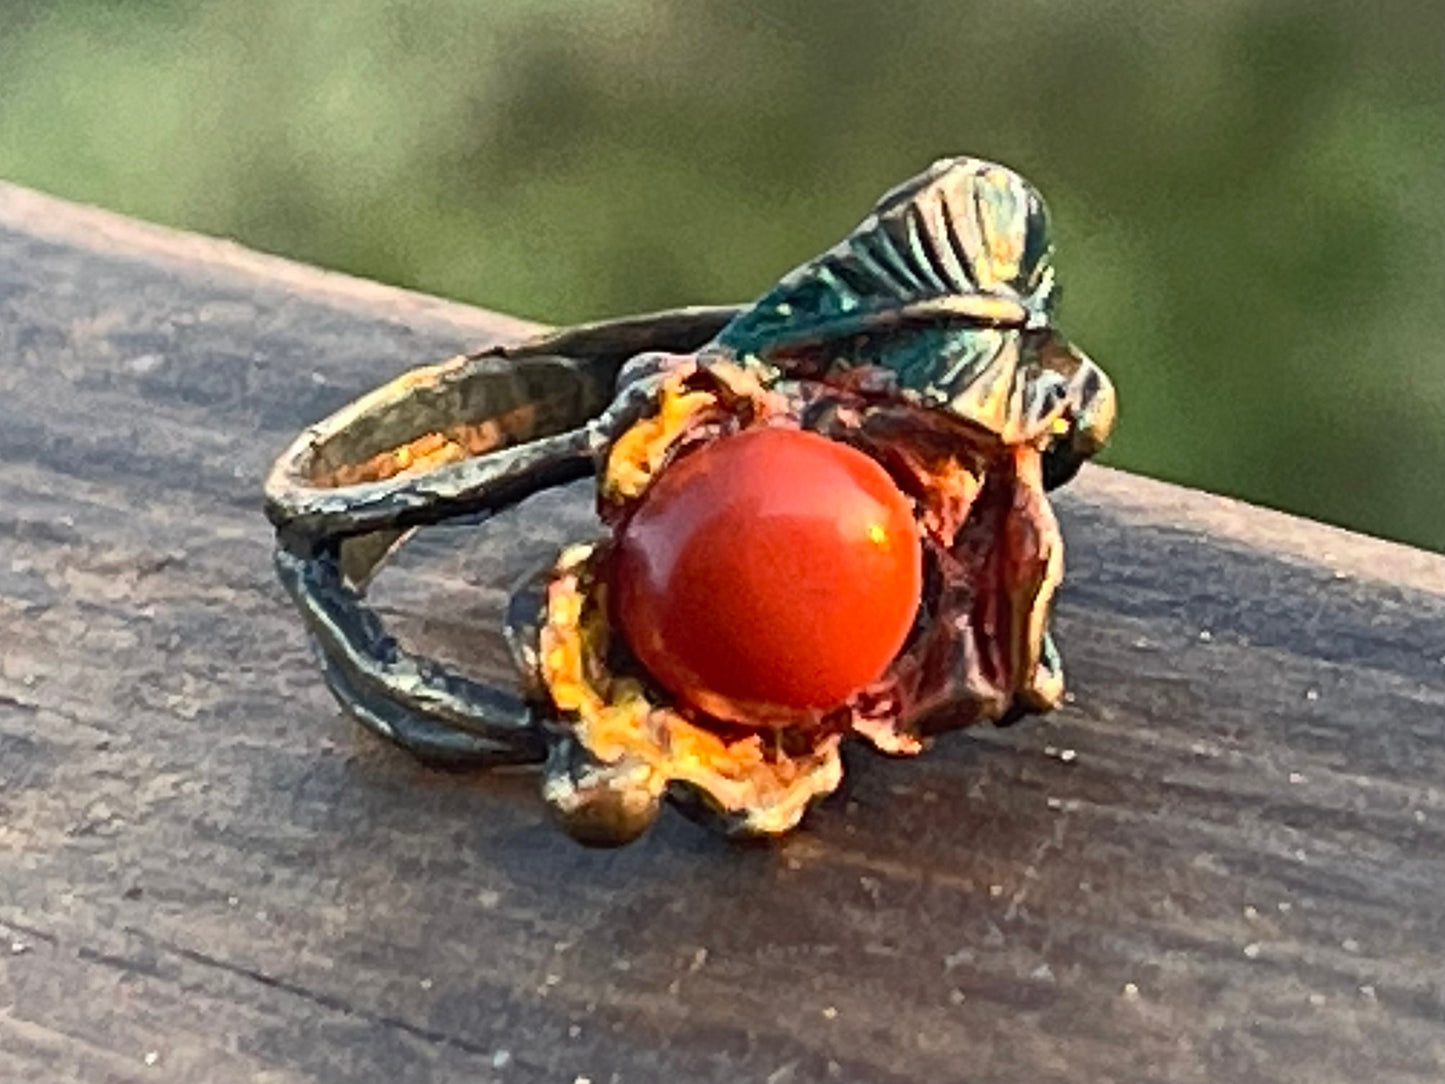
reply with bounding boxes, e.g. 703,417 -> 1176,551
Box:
311,403 -> 542,488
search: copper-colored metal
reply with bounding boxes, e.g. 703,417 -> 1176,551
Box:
265,156 -> 1116,846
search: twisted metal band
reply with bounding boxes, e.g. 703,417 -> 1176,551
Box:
263,306 -> 740,767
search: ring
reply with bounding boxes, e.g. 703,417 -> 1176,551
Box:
264,156 -> 1116,846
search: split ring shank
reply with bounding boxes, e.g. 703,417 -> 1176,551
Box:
262,307 -> 738,766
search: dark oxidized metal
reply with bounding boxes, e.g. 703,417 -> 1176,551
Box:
265,156 -> 1116,846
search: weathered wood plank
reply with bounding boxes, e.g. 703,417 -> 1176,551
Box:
1,183 -> 1443,1084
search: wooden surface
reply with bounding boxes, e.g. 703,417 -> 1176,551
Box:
1,182 -> 1443,1084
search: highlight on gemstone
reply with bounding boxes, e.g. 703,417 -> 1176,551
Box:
610,426 -> 923,724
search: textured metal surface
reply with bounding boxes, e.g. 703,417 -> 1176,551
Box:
264,309 -> 734,770
262,159 -> 1118,841
715,157 -> 1114,459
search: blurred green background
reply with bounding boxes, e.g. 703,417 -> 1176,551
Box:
1,0 -> 1441,548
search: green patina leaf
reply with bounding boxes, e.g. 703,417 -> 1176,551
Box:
715,156 -> 1056,383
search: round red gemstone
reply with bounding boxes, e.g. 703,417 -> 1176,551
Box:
610,426 -> 922,724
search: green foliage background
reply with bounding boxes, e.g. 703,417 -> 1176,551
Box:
2,0 -> 1440,548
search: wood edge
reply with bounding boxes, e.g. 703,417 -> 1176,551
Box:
1070,465 -> 1445,596
2,180 -> 1437,595
0,180 -> 543,343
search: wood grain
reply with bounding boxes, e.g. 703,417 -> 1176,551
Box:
1,183 -> 1442,1084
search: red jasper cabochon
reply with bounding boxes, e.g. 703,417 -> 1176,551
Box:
611,426 -> 923,723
